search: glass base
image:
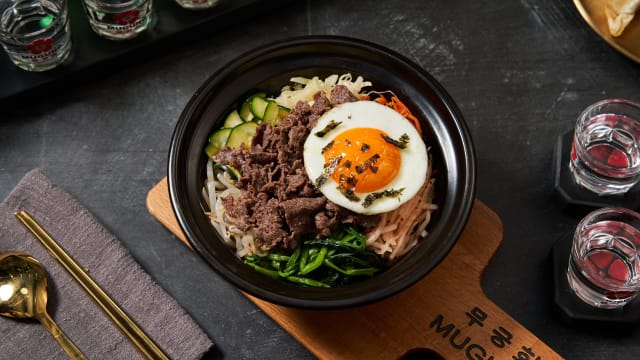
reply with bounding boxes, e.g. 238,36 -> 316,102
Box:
87,13 -> 155,41
7,47 -> 72,72
569,158 -> 636,195
566,262 -> 635,309
174,0 -> 219,10
551,233 -> 640,326
552,131 -> 640,211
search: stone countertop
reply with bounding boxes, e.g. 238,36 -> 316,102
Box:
2,0 -> 640,359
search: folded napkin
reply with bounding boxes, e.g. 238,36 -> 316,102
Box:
0,169 -> 214,359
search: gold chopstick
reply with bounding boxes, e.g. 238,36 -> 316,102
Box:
15,210 -> 170,360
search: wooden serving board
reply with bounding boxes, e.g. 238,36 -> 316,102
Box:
147,178 -> 563,359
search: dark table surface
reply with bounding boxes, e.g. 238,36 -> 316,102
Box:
2,0 -> 640,359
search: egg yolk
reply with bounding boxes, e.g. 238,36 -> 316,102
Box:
323,127 -> 401,193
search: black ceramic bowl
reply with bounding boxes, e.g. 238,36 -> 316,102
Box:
168,36 -> 476,309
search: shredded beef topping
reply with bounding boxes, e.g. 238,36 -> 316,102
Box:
331,85 -> 359,105
214,86 -> 379,251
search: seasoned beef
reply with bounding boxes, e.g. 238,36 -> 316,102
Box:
220,195 -> 254,228
253,198 -> 290,249
214,87 -> 378,251
282,197 -> 327,244
330,84 -> 359,105
311,91 -> 332,114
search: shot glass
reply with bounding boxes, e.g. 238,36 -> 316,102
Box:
567,207 -> 640,309
0,0 -> 72,71
174,0 -> 218,10
569,99 -> 640,195
81,0 -> 154,40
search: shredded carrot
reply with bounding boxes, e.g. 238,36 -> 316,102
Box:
374,96 -> 387,105
374,95 -> 422,134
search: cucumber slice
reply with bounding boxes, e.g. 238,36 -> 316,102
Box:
205,128 -> 232,157
226,122 -> 259,150
263,101 -> 280,125
223,110 -> 244,128
278,105 -> 290,119
250,96 -> 269,120
239,98 -> 255,122
240,92 -> 266,121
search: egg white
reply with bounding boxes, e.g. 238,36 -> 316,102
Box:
303,100 -> 428,215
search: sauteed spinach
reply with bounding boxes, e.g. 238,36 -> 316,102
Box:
244,227 -> 383,287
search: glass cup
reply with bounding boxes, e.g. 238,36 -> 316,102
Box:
81,0 -> 154,40
0,0 -> 72,71
174,0 -> 218,10
569,99 -> 640,195
567,207 -> 640,309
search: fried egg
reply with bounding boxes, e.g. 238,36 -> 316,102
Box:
303,100 -> 428,215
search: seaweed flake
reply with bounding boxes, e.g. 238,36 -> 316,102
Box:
337,184 -> 360,202
339,173 -> 358,188
321,140 -> 334,154
381,133 -> 410,149
315,155 -> 343,188
314,120 -> 342,137
362,188 -> 405,208
355,154 -> 381,174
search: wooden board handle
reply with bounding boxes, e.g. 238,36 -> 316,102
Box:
147,178 -> 563,360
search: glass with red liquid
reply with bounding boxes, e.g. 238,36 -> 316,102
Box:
570,99 -> 640,195
568,207 -> 640,309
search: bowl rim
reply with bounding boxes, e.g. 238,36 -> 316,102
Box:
168,35 -> 477,309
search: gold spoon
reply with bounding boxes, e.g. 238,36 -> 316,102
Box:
0,252 -> 88,360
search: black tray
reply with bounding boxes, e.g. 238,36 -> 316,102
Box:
0,0 -> 289,106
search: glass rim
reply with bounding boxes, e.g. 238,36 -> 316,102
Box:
578,98 -> 640,124
577,206 -> 640,228
0,3 -> 69,41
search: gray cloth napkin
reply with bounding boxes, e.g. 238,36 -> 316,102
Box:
0,169 -> 214,359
